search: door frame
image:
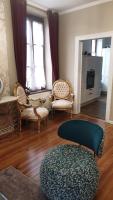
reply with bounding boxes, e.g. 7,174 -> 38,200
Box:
74,31 -> 113,122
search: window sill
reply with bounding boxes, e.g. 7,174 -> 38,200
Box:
29,89 -> 51,95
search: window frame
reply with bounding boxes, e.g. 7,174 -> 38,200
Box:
91,39 -> 97,56
26,14 -> 46,92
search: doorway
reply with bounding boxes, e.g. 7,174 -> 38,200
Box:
80,38 -> 111,119
74,32 -> 113,122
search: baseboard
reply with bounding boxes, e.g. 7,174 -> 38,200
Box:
107,120 -> 113,124
81,98 -> 98,107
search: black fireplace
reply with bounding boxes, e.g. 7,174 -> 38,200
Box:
86,69 -> 95,89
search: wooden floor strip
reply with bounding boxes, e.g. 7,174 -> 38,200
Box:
0,113 -> 113,199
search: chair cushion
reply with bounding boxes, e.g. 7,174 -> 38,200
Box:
21,107 -> 49,120
52,99 -> 72,109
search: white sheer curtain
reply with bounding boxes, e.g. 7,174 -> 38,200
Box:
101,48 -> 110,91
26,19 -> 46,91
96,39 -> 103,57
96,39 -> 110,92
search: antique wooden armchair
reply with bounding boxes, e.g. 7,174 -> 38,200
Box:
13,82 -> 49,133
51,80 -> 74,118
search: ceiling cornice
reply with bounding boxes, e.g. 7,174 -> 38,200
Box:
27,0 -> 47,11
59,0 -> 112,15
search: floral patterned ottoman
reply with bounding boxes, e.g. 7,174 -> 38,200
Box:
40,144 -> 99,200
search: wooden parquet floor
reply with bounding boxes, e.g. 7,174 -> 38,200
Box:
0,113 -> 113,200
81,100 -> 106,120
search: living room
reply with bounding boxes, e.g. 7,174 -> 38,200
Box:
0,0 -> 113,199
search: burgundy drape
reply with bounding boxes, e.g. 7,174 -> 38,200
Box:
10,0 -> 27,88
47,10 -> 59,82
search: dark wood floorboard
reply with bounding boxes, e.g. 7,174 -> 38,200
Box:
0,113 -> 113,200
81,96 -> 106,120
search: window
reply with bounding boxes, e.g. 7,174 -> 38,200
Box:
96,39 -> 103,57
26,16 -> 46,91
91,39 -> 96,56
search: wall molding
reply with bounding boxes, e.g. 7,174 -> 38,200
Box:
60,0 -> 112,15
27,0 -> 47,11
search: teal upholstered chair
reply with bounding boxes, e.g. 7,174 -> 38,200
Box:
40,120 -> 104,200
58,120 -> 104,157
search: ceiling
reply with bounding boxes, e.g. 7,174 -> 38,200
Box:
28,0 -> 108,12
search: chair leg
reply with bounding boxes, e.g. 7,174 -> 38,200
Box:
19,119 -> 21,132
38,120 -> 41,133
70,109 -> 73,119
33,122 -> 35,134
43,118 -> 46,127
51,109 -> 54,119
70,109 -> 73,118
46,117 -> 48,127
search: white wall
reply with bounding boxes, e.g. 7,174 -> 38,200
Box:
0,0 -> 11,96
5,0 -> 17,94
59,1 -> 113,120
